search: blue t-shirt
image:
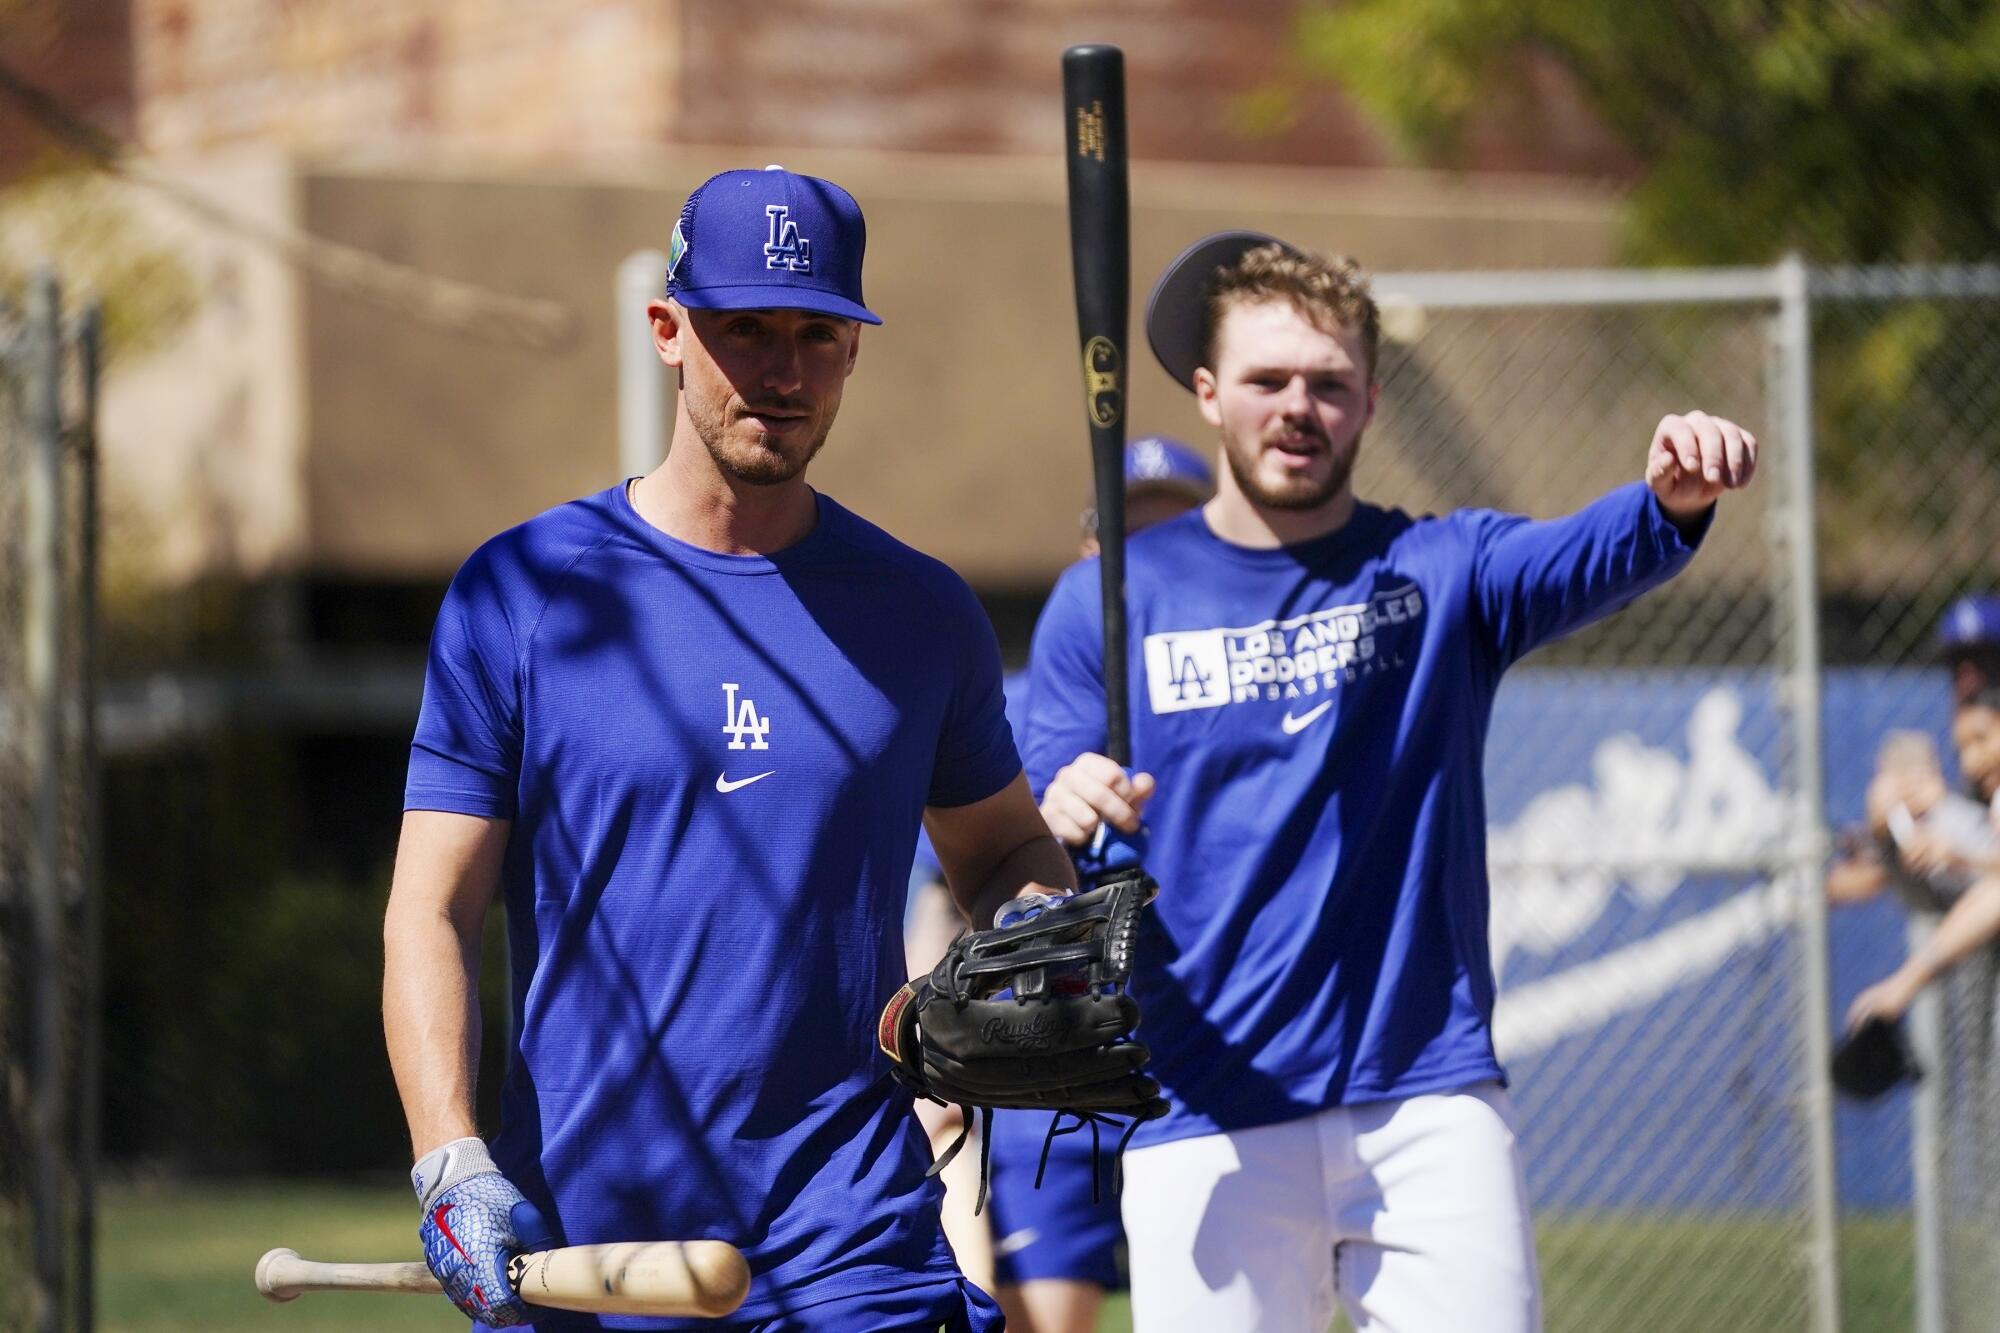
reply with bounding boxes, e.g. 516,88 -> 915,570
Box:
1021,482 -> 1705,1148
909,672 -> 1028,892
405,484 -> 1020,1328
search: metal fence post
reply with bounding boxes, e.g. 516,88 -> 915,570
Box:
1772,251 -> 1842,1333
23,267 -> 68,1333
1907,913 -> 1948,1333
73,299 -> 103,1333
617,249 -> 669,481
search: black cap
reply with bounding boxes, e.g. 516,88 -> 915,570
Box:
1144,230 -> 1296,390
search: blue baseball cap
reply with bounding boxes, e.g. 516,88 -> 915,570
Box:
666,166 -> 882,325
1125,435 -> 1213,500
1937,595 -> 2000,655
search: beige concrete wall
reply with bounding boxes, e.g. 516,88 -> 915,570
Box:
298,147 -> 1618,584
90,150 -> 308,586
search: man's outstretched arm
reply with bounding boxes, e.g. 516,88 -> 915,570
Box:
1474,411 -> 1759,665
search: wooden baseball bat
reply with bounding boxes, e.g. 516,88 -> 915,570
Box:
1062,43 -> 1134,767
255,1240 -> 751,1318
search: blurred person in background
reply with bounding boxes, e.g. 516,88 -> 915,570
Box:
906,436 -> 1214,1331
383,166 -> 1069,1332
1826,595 -> 2000,907
1825,730 -> 1999,907
1849,686 -> 2000,1031
1938,594 -> 2000,705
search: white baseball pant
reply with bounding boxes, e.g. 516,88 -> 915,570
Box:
1120,1081 -> 1541,1332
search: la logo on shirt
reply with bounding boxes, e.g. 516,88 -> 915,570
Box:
1142,585 -> 1426,715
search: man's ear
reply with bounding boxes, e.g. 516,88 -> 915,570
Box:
1193,367 -> 1222,429
647,299 -> 684,368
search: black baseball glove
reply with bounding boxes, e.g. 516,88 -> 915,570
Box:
878,867 -> 1168,1205
1831,1016 -> 1920,1099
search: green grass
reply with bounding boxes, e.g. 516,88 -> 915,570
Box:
97,1181 -> 1914,1332
102,1179 -> 456,1332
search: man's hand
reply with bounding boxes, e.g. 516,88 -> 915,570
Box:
1646,410 -> 1758,522
1866,768 -> 1945,837
414,1137 -> 556,1327
1898,826 -> 1975,880
1040,752 -> 1157,848
1847,968 -> 1923,1032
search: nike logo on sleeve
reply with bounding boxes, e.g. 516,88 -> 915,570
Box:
1280,701 -> 1334,734
715,771 -> 776,793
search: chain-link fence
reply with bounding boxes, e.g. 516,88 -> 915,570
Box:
1342,259 -> 2000,1333
1815,271 -> 2000,1333
1908,923 -> 2000,1333
0,268 -> 103,1333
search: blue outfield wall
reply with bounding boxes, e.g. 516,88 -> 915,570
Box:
1487,666 -> 1950,1212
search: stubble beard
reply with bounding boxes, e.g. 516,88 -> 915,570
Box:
1222,423 -> 1360,512
686,391 -> 833,487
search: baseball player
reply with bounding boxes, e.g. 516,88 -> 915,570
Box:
382,167 -> 1075,1332
1021,232 -> 1758,1332
905,437 -> 1214,1333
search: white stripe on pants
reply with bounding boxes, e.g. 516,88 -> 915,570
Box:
1120,1082 -> 1541,1333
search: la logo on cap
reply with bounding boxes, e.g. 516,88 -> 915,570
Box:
765,205 -> 812,273
665,165 -> 882,324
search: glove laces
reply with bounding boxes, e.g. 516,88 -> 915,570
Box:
925,1104 -> 1146,1214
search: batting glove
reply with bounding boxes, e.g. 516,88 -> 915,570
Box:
413,1137 -> 555,1327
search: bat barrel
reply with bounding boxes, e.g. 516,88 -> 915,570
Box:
1062,42 -> 1133,765
509,1240 -> 751,1318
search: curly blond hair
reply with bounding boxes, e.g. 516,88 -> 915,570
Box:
1200,243 -> 1379,377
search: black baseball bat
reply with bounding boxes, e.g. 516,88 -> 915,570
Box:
1062,43 -> 1132,767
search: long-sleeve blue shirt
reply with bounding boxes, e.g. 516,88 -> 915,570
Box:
1022,481 -> 1707,1147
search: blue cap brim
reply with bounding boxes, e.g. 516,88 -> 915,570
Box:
673,283 -> 882,325
1145,230 -> 1289,389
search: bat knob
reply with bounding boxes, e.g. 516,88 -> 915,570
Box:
256,1248 -> 302,1303
685,1240 -> 753,1314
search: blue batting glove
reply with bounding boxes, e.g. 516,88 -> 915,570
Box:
1078,771 -> 1150,877
996,890 -> 1072,929
413,1137 -> 555,1328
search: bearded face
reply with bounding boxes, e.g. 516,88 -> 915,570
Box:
673,305 -> 859,486
1196,299 -> 1374,513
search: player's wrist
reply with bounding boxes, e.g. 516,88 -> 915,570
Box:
412,1135 -> 497,1210
1649,488 -> 1715,535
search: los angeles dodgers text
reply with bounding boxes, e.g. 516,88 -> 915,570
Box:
1143,585 -> 1425,714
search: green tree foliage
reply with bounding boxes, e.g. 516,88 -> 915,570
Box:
1300,2 -> 2000,622
1299,0 -> 2000,265
0,163 -> 200,363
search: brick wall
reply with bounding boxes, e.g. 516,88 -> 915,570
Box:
117,0 -> 1630,179
677,1 -> 1631,177
0,0 -> 133,177
132,0 -> 679,161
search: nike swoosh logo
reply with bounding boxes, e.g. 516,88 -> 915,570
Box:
996,1227 -> 1040,1256
433,1204 -> 470,1261
1280,701 -> 1334,735
715,771 -> 776,793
